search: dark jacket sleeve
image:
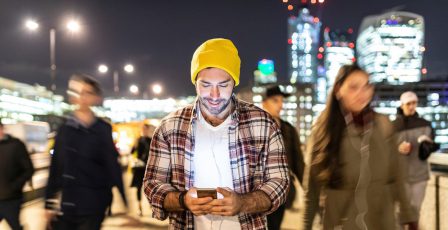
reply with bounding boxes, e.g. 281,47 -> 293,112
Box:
283,121 -> 305,184
104,124 -> 127,206
11,140 -> 34,192
45,126 -> 65,209
290,124 -> 305,184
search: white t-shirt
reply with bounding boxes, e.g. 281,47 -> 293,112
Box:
193,109 -> 241,230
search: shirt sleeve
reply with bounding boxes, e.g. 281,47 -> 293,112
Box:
256,121 -> 290,215
143,124 -> 177,220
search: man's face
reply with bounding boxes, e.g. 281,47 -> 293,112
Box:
68,81 -> 101,110
401,100 -> 417,116
262,95 -> 284,118
195,68 -> 234,117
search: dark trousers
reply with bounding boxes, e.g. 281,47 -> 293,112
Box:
0,198 -> 23,230
51,214 -> 105,230
267,204 -> 286,230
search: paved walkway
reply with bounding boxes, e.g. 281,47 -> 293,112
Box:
1,173 -> 305,230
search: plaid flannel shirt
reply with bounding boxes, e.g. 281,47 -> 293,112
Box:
143,95 -> 289,230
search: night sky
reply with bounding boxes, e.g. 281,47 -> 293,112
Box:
1,0 -> 447,98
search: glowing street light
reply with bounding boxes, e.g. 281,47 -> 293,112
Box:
124,64 -> 134,73
66,20 -> 81,32
25,19 -> 39,31
24,18 -> 82,91
98,63 -> 135,95
152,83 -> 163,95
129,84 -> 139,95
98,64 -> 108,73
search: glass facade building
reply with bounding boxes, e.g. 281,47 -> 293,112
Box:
324,29 -> 355,89
357,11 -> 425,84
288,8 -> 321,84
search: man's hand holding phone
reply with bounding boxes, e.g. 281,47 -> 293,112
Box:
196,188 -> 218,199
184,187 -> 215,216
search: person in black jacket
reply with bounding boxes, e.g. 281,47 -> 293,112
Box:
44,74 -> 126,230
261,85 -> 305,230
130,123 -> 153,216
0,121 -> 34,230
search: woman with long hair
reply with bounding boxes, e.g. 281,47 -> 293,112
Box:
302,64 -> 417,230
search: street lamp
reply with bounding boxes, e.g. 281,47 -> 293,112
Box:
152,83 -> 163,95
24,18 -> 81,92
129,84 -> 139,95
98,64 -> 135,96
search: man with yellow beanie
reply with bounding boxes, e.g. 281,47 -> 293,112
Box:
144,38 -> 289,229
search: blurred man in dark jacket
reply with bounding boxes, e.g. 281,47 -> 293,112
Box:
45,74 -> 125,230
262,85 -> 305,230
0,121 -> 34,230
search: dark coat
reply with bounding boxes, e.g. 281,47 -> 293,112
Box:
0,135 -> 34,201
280,120 -> 305,207
130,136 -> 151,188
44,117 -> 124,215
303,114 -> 417,229
393,108 -> 434,183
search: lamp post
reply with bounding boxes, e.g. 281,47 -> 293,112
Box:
25,19 -> 81,92
98,64 -> 135,96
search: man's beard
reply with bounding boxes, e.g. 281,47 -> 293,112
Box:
199,96 -> 232,116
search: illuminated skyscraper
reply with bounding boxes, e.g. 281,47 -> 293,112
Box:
288,7 -> 321,84
357,11 -> 425,84
324,28 -> 355,89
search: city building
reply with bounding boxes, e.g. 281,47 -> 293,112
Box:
357,11 -> 425,84
324,28 -> 355,89
288,7 -> 321,84
0,76 -> 68,124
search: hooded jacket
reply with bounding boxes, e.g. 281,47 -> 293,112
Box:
393,108 -> 434,183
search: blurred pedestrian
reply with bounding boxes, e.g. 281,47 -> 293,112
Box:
394,91 -> 438,225
130,123 -> 153,216
0,121 -> 34,230
44,74 -> 126,230
302,64 -> 417,230
261,85 -> 305,230
143,38 -> 289,229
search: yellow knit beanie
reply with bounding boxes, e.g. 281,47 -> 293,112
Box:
191,38 -> 241,86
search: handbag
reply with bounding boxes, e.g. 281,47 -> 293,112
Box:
418,140 -> 440,161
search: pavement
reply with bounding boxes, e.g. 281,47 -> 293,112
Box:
0,173 -> 305,230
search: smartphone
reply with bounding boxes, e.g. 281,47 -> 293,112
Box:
196,188 -> 217,199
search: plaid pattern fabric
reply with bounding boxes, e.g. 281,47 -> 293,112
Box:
143,95 -> 290,230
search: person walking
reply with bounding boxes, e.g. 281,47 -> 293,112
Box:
0,121 -> 34,230
302,64 -> 417,230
